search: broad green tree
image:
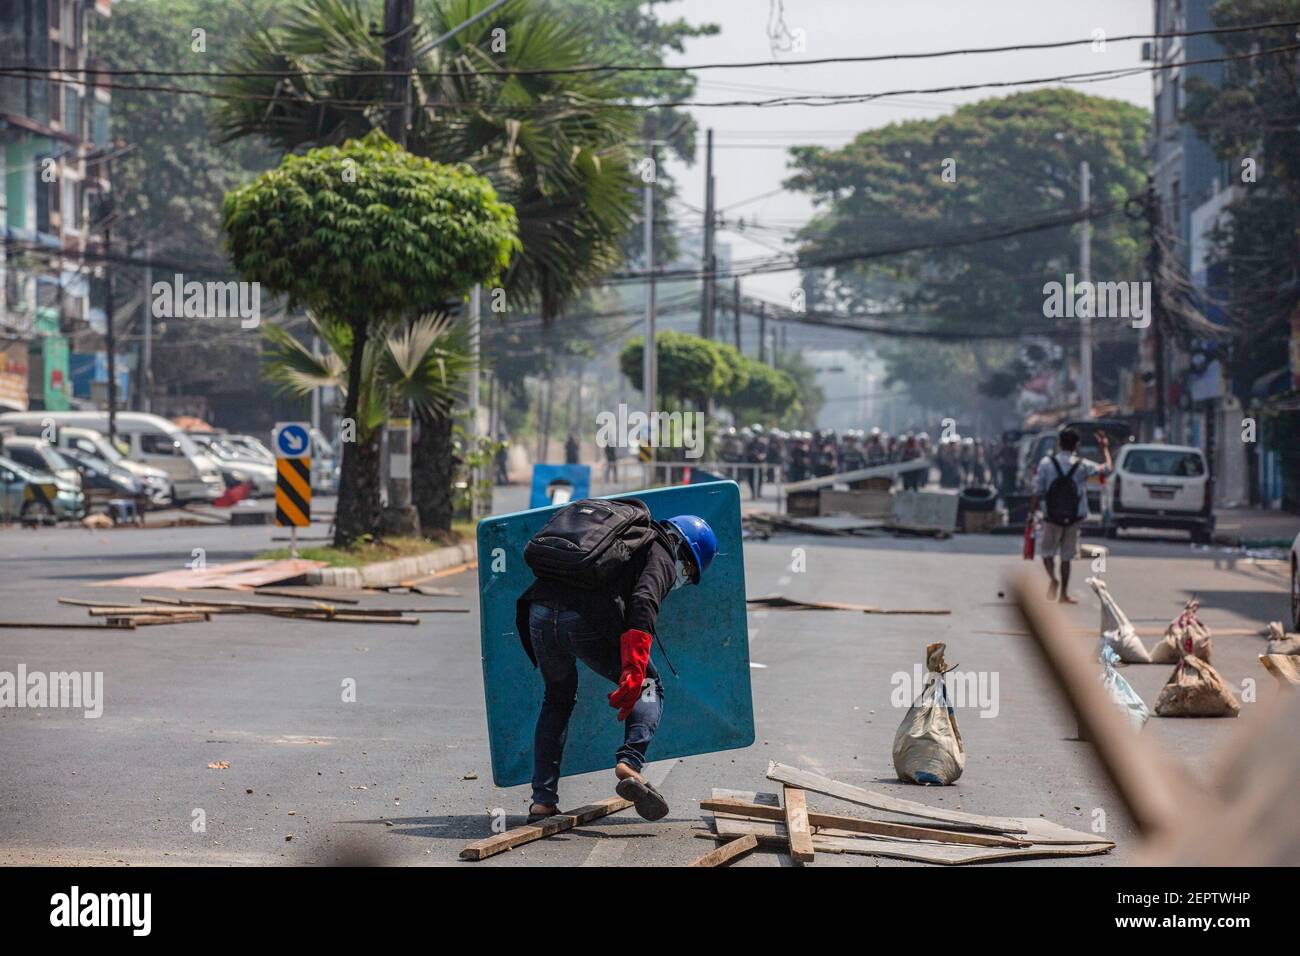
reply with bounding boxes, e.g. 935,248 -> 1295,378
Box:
785,89 -> 1149,415
1183,1 -> 1300,396
223,130 -> 518,544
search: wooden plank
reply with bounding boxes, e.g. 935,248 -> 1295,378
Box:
0,620 -> 135,630
687,834 -> 758,868
782,786 -> 815,864
700,798 -> 1030,848
1010,573 -> 1198,835
254,587 -> 363,604
104,613 -> 207,626
88,606 -> 222,616
459,797 -> 632,861
711,811 -> 1112,865
766,762 -> 1027,834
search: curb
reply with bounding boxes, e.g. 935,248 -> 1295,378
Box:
305,541 -> 477,589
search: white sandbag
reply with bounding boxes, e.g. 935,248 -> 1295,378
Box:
1099,644 -> 1149,730
1154,651 -> 1240,718
892,642 -> 965,786
1087,577 -> 1151,663
1263,621 -> 1300,656
1150,599 -> 1212,664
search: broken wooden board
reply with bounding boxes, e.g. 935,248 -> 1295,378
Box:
783,786 -> 815,864
459,797 -> 632,861
141,595 -> 432,618
1261,654 -> 1300,687
711,812 -> 1111,865
747,595 -> 950,615
253,587 -> 364,604
700,797 -> 1030,848
90,559 -> 328,591
766,762 -> 1027,834
0,620 -> 135,630
687,833 -> 758,868
104,613 -> 208,627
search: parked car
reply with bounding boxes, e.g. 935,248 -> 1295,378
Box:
188,433 -> 277,496
57,446 -> 146,498
0,454 -> 86,524
55,426 -> 174,506
0,412 -> 222,501
1101,443 -> 1214,543
0,436 -> 83,489
223,434 -> 275,464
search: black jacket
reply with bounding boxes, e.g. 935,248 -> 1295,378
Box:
515,528 -> 678,668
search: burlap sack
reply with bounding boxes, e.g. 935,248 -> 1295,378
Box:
892,642 -> 965,785
1264,622 -> 1300,656
1154,651 -> 1240,718
1150,599 -> 1212,664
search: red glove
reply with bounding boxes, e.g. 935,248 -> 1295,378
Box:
607,629 -> 652,721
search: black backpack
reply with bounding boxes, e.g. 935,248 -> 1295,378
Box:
524,497 -> 658,590
1044,457 -> 1082,526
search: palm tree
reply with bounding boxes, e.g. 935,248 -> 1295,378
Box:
264,313 -> 477,533
216,0 -> 639,531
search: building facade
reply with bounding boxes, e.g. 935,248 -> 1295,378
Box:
0,0 -> 112,413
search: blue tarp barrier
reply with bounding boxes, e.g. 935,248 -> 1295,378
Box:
476,480 -> 753,787
528,463 -> 591,509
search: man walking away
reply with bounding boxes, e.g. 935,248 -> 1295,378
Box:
1029,427 -> 1111,604
515,501 -> 717,823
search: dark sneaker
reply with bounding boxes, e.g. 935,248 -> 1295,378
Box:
526,806 -> 559,825
615,775 -> 670,821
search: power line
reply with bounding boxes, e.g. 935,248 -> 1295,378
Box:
5,31 -> 1297,116
601,199 -> 1126,285
13,19 -> 1297,80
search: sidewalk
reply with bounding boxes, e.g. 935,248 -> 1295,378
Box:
1213,506 -> 1300,547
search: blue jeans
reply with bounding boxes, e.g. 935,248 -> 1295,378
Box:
529,603 -> 664,807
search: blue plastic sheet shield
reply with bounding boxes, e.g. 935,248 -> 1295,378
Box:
476,480 -> 754,787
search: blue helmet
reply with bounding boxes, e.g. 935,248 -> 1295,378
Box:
663,514 -> 717,584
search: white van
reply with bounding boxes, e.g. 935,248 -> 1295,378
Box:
1102,443 -> 1214,543
0,411 -> 223,502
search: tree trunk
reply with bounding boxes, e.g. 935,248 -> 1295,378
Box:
333,319 -> 381,547
413,408 -> 455,535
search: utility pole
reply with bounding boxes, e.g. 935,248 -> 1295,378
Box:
468,283 -> 481,519
103,156 -> 116,446
310,334 -> 322,431
1079,160 -> 1093,419
642,118 -> 658,430
380,0 -> 417,533
382,0 -> 414,142
733,276 -> 741,351
758,302 -> 767,365
1144,179 -> 1168,437
140,239 -> 152,413
700,128 -> 716,340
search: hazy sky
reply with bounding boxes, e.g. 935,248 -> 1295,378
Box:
660,0 -> 1154,302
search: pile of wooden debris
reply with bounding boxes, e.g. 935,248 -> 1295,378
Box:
692,762 -> 1114,866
